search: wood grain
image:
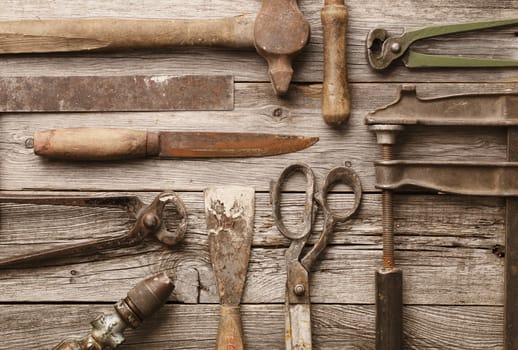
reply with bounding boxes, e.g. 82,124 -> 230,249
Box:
0,304 -> 503,350
0,192 -> 505,305
0,0 -> 516,348
0,82 -> 512,191
0,1 -> 514,84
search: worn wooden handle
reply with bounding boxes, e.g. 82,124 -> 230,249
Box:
216,305 -> 244,350
321,0 -> 350,127
0,17 -> 255,54
33,128 -> 152,161
375,268 -> 403,350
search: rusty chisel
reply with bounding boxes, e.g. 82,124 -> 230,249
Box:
205,186 -> 255,350
30,128 -> 318,161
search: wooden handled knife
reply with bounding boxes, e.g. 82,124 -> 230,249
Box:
32,128 -> 318,161
205,186 -> 255,350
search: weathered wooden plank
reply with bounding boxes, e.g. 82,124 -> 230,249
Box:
0,1 -> 516,84
0,192 -> 504,304
0,304 -> 503,350
0,83 -> 510,191
0,191 -> 503,249
0,1 -> 514,348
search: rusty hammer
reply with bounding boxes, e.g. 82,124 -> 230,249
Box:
0,1 -> 309,96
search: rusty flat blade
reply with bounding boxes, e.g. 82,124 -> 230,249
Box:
205,186 -> 254,306
158,132 -> 318,158
0,75 -> 233,111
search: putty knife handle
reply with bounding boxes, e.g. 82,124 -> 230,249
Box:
33,128 -> 153,161
217,305 -> 244,350
321,0 -> 350,127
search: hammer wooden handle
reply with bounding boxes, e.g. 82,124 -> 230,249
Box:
217,305 -> 244,350
0,17 -> 255,54
33,128 -> 154,161
321,0 -> 350,127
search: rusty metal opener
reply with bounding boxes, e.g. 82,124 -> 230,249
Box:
0,192 -> 187,268
366,85 -> 518,350
271,163 -> 362,349
367,18 -> 518,70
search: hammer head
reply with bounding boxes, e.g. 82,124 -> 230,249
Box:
254,0 -> 310,96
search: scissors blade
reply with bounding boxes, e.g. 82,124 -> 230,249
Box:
286,302 -> 313,350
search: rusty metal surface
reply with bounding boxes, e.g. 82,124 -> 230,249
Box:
366,18 -> 518,70
205,186 -> 254,350
271,163 -> 362,350
375,160 -> 518,196
205,186 -> 254,306
158,131 -> 319,158
0,192 -> 187,268
0,75 -> 233,112
254,0 -> 310,95
368,127 -> 402,350
366,85 -> 518,126
53,272 -> 173,350
367,86 -> 518,348
32,127 -> 319,160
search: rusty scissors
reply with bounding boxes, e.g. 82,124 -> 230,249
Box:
0,191 -> 187,268
271,163 -> 362,350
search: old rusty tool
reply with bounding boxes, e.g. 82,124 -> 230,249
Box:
271,163 -> 362,349
54,272 -> 174,350
367,124 -> 403,350
0,75 -> 234,112
367,18 -> 518,70
321,0 -> 350,127
205,186 -> 255,350
30,127 -> 318,161
0,192 -> 187,268
366,85 -> 518,349
0,1 -> 310,96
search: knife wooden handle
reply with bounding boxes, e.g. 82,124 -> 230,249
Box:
217,305 -> 244,350
33,128 -> 155,161
321,0 -> 350,127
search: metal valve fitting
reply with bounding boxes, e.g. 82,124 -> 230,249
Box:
53,272 -> 174,350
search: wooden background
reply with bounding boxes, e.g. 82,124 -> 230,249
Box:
0,0 -> 517,349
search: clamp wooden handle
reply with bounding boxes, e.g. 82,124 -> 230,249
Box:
216,305 -> 244,350
321,0 -> 350,127
376,268 -> 403,350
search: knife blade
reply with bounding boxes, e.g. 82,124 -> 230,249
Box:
205,186 -> 255,350
32,128 -> 319,161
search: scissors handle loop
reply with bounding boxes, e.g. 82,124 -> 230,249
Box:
318,166 -> 363,222
302,166 -> 362,270
271,163 -> 316,240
